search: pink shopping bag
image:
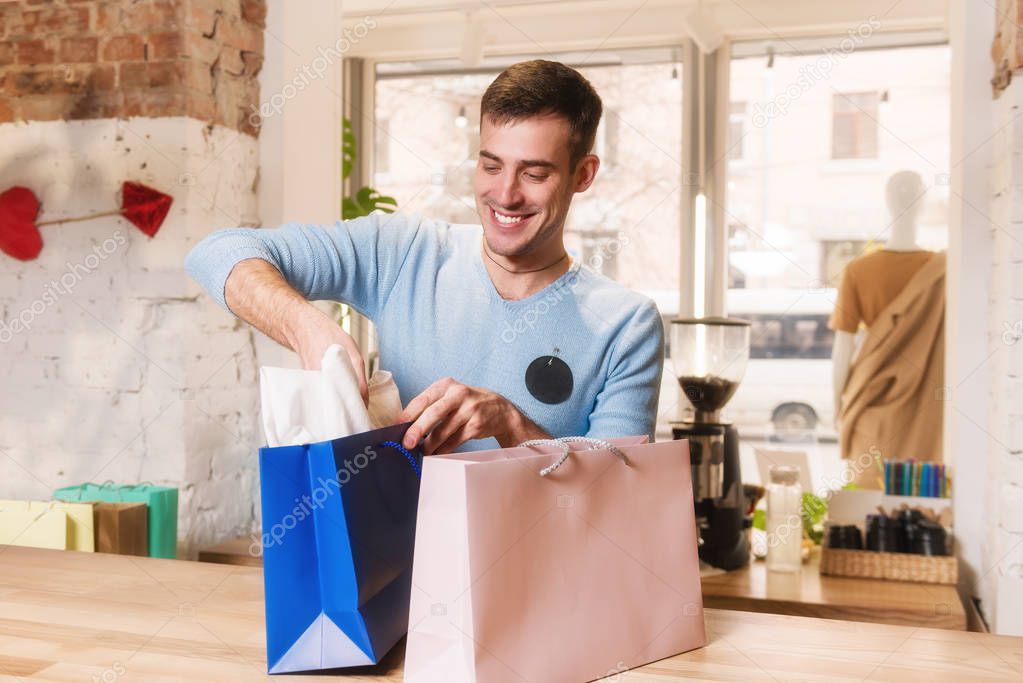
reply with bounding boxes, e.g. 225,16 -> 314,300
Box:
404,437 -> 706,683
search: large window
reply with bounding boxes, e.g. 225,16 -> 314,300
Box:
728,41 -> 949,297
372,48 -> 683,300
725,38 -> 950,467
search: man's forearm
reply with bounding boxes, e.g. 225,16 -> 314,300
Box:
223,258 -> 323,351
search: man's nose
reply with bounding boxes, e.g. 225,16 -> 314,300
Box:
495,171 -> 523,208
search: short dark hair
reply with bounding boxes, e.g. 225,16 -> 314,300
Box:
481,60 -> 603,169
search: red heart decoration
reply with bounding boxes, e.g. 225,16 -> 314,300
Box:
0,186 -> 42,261
121,181 -> 173,237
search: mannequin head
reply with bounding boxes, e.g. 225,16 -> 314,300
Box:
884,170 -> 926,250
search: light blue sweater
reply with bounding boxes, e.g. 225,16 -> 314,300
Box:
185,213 -> 664,451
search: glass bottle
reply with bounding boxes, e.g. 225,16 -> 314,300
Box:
766,465 -> 803,573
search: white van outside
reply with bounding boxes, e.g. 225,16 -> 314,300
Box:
726,288 -> 837,440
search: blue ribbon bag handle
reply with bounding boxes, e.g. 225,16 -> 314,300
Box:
378,440 -> 422,479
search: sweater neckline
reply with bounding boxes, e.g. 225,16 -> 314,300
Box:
474,244 -> 582,307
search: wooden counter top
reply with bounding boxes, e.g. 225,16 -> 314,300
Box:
197,536 -> 261,568
200,539 -> 968,630
702,554 -> 968,630
1,545 -> 1020,682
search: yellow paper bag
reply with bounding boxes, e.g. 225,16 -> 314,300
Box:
0,500 -> 95,552
0,502 -> 69,550
32,501 -> 94,551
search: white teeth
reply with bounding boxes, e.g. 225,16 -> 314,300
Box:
494,209 -> 526,225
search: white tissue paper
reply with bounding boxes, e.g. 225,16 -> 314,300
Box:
260,344 -> 402,448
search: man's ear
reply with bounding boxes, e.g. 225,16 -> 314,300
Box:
573,154 -> 600,193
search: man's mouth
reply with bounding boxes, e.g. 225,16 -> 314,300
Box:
489,206 -> 536,227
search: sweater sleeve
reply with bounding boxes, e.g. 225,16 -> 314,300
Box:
585,299 -> 665,440
184,212 -> 422,320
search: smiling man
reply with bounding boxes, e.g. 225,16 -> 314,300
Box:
186,60 -> 664,453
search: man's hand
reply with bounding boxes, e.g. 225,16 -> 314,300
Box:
285,305 -> 368,403
397,377 -> 548,454
224,258 -> 368,403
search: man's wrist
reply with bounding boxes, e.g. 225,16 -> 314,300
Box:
281,301 -> 322,351
496,399 -> 549,447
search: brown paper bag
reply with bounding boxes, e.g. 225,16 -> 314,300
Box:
93,502 -> 148,556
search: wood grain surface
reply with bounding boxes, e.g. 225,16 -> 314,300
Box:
702,554 -> 968,629
201,538 -> 969,630
197,537 -> 262,568
1,545 -> 1020,682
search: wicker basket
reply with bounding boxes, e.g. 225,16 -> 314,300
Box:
820,545 -> 957,584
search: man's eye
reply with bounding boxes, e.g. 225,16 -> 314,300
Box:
483,166 -> 500,173
526,173 -> 548,182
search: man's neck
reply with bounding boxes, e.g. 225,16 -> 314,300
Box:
481,241 -> 572,301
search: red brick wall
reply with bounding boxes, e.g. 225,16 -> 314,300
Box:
0,0 -> 265,135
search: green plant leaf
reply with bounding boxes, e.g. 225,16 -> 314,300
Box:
342,117 -> 356,181
800,492 -> 828,545
342,186 -> 398,220
752,508 -> 765,531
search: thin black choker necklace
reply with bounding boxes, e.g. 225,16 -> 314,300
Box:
483,243 -> 569,274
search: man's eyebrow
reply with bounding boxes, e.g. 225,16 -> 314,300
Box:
479,151 -> 556,169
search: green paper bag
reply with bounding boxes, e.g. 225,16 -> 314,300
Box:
53,483 -> 178,558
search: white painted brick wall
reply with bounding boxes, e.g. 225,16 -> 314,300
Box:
0,117 -> 263,558
987,77 -> 1023,635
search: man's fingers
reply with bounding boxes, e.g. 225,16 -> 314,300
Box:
396,377 -> 454,424
349,358 -> 369,405
396,387 -> 439,425
433,428 -> 470,456
423,408 -> 472,455
396,392 -> 432,425
402,391 -> 458,450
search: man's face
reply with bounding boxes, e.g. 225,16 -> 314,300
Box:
474,114 -> 598,259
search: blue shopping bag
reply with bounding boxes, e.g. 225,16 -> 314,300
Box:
258,422 -> 423,674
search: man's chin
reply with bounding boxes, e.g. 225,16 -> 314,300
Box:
482,235 -> 531,259
480,224 -> 534,258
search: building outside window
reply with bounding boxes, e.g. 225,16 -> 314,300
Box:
831,91 -> 880,159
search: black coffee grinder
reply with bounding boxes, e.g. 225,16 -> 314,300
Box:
670,317 -> 751,570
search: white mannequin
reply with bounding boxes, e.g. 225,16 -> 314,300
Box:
832,171 -> 926,422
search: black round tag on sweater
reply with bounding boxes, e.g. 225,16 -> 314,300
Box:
525,356 -> 573,404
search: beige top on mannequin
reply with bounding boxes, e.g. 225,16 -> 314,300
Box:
831,171 -> 932,421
